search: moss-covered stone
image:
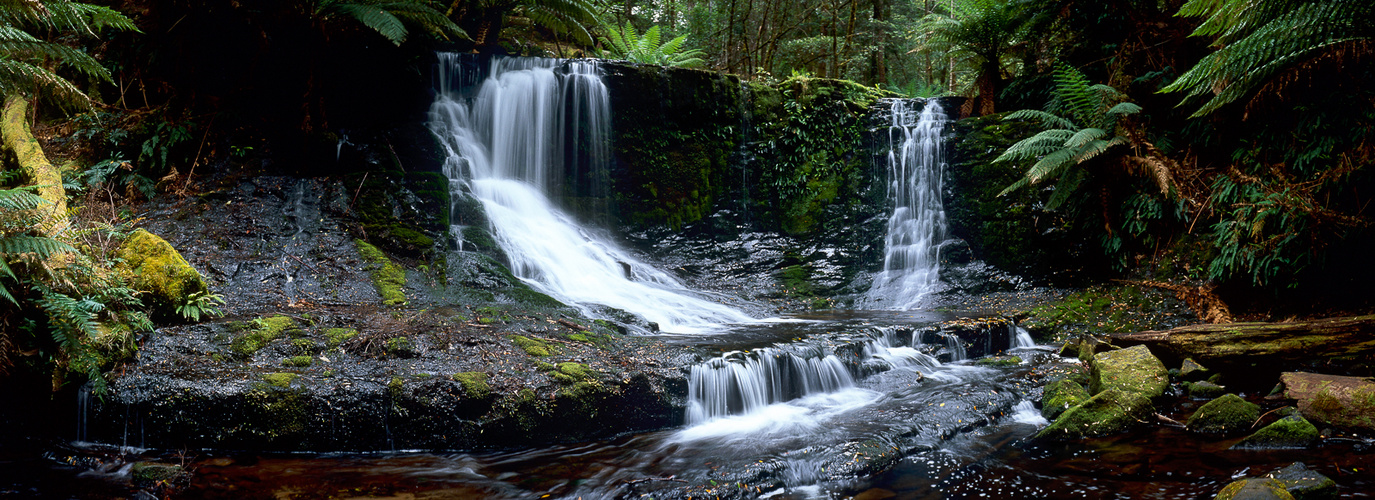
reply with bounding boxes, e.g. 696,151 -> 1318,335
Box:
1187,380 -> 1227,399
115,229 -> 208,315
323,328 -> 359,347
1233,416 -> 1319,449
261,372 -> 298,388
1215,478 -> 1295,500
453,371 -> 491,399
1187,393 -> 1261,435
1268,462 -> 1338,500
1091,345 -> 1168,399
511,335 -> 553,356
1179,358 -> 1212,382
355,239 -> 407,306
975,355 -> 1022,367
1036,388 -> 1152,440
1042,378 -> 1090,420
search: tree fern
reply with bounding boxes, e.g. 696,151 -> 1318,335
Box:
0,0 -> 137,110
1162,0 -> 1374,117
996,64 -> 1173,211
315,0 -> 465,46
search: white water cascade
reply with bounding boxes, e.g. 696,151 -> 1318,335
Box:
427,55 -> 754,333
867,99 -> 949,309
685,348 -> 855,424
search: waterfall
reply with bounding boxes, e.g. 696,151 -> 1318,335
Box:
427,55 -> 753,333
686,348 -> 854,424
866,99 -> 949,309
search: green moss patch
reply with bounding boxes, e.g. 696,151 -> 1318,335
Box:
355,239 -> 407,306
324,328 -> 359,347
453,371 -> 491,399
282,356 -> 313,368
1090,345 -> 1168,399
261,372 -> 298,388
1215,478 -> 1294,500
1042,378 -> 1090,420
511,335 -> 553,357
975,355 -> 1022,367
552,362 -> 594,384
230,315 -> 298,357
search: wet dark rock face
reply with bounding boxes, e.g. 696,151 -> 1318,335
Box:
95,174 -> 698,451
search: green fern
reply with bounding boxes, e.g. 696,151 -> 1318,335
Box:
1162,0 -> 1374,117
315,0 -> 466,46
599,22 -> 705,68
996,64 -> 1169,210
0,0 -> 138,110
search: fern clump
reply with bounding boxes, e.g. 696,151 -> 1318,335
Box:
599,22 -> 706,68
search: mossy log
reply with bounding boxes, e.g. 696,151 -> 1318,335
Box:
1279,371 -> 1375,431
2,95 -> 67,234
1107,315 -> 1375,374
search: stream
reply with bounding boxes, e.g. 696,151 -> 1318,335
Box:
6,310 -> 1374,498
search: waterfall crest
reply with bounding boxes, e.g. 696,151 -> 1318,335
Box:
866,99 -> 949,309
427,55 -> 753,333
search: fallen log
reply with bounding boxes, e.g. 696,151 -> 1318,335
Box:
1107,315 -> 1375,378
1279,372 -> 1375,431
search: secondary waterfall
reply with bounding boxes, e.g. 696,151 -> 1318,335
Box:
866,99 -> 949,309
427,55 -> 753,333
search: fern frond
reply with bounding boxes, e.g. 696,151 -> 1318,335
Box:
0,235 -> 75,258
0,187 -> 46,211
1003,109 -> 1075,129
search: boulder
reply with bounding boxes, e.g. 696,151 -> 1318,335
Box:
1268,462 -> 1337,500
116,229 -> 208,314
1035,389 -> 1151,440
1187,393 -> 1260,435
1179,358 -> 1211,382
1041,378 -> 1090,420
1215,478 -> 1295,500
1187,380 -> 1227,399
1279,372 -> 1375,431
1233,415 -> 1319,449
1091,345 -> 1168,399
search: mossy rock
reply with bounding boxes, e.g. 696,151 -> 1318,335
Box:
975,355 -> 1022,367
1091,345 -> 1168,399
1215,478 -> 1295,500
115,229 -> 207,315
1233,415 -> 1319,449
1179,358 -> 1212,382
1187,393 -> 1260,436
1036,388 -> 1152,440
453,371 -> 491,399
1268,462 -> 1337,500
355,239 -> 407,306
385,336 -> 418,357
1187,381 -> 1228,399
1042,378 -> 1090,420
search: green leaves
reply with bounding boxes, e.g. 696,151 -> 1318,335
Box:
1163,0 -> 1374,117
315,0 -> 466,46
0,0 -> 138,110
